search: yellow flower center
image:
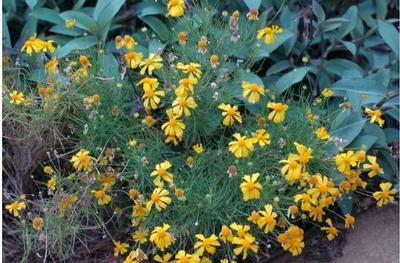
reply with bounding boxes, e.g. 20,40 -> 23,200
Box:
264,215 -> 274,223
246,182 -> 255,191
382,191 -> 389,199
371,163 -> 379,171
250,84 -> 258,92
170,0 -> 179,5
274,104 -> 284,112
199,40 -> 207,49
158,168 -> 165,176
238,139 -> 246,147
157,228 -> 166,237
169,119 -> 177,126
203,239 -> 211,248
288,160 -> 298,169
318,184 -> 328,193
179,99 -> 187,107
79,154 -> 88,162
151,193 -> 160,202
146,59 -> 153,65
242,239 -> 251,249
145,89 -> 154,97
181,79 -> 190,86
187,64 -> 195,72
227,108 -> 236,116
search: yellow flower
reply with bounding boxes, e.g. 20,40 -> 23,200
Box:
230,223 -> 251,238
40,40 -> 55,53
257,204 -> 277,234
241,81 -> 265,104
294,142 -> 313,165
309,203 -> 326,222
240,173 -> 262,201
294,193 -> 315,211
45,57 -> 58,75
172,94 -> 197,116
228,133 -> 255,158
177,62 -> 202,78
373,182 -> 397,207
21,34 -> 42,55
322,88 -> 334,98
128,139 -> 137,148
129,188 -> 140,200
43,166 -> 53,174
280,154 -> 302,184
363,155 -> 384,177
123,249 -> 147,263
79,55 -> 92,68
178,32 -> 187,45
344,214 -> 355,229
335,150 -> 357,175
92,189 -> 112,205
365,108 -> 385,127
232,235 -> 259,260
47,176 -> 56,191
113,241 -> 129,257
167,0 -> 185,17
115,35 -> 125,49
150,161 -> 174,187
143,115 -> 155,127
192,144 -> 204,154
252,129 -> 270,147
277,225 -> 304,256
174,188 -> 185,200
321,218 -> 339,241
140,53 -> 162,75
175,250 -> 200,263
231,10 -> 240,21
194,234 -> 221,255
210,54 -> 219,68
315,127 -> 330,140
267,102 -> 288,123
133,229 -> 149,244
150,224 -> 174,251
307,174 -> 338,200
137,77 -> 159,90
70,149 -> 94,171
142,85 -> 165,110
218,103 -> 242,126
146,188 -> 172,211
9,91 -> 25,105
161,109 -> 185,139
125,51 -> 143,69
219,225 -> 233,242
64,19 -> 76,29
198,36 -> 208,54
5,201 -> 26,217
32,216 -> 44,231
247,8 -> 259,20
154,253 -> 174,263
176,77 -> 198,96
247,211 -> 261,224
257,25 -> 283,45
124,35 -> 137,50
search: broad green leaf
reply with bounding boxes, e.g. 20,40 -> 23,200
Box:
340,41 -> 357,56
378,150 -> 397,180
363,123 -> 388,149
377,20 -> 399,57
320,18 -> 348,33
3,0 -> 16,13
274,67 -> 311,94
148,38 -> 166,54
139,16 -> 169,42
279,8 -> 298,55
376,0 -> 388,20
93,0 -> 112,20
73,0 -> 86,10
331,78 -> 385,100
31,8 -> 64,24
384,128 -> 399,144
330,112 -> 366,148
244,0 -> 262,9
386,108 -> 399,122
312,1 -> 326,24
97,0 -> 125,28
255,30 -> 294,58
19,16 -> 38,42
336,6 -> 358,39
54,36 -> 98,57
99,53 -> 120,80
267,60 -> 291,76
383,96 -> 400,107
324,59 -> 363,76
60,11 -> 99,34
25,0 -> 38,9
50,24 -> 84,37
2,16 -> 11,48
337,193 -> 353,214
347,135 -> 377,151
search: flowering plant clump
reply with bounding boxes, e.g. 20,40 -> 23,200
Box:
2,0 -> 399,262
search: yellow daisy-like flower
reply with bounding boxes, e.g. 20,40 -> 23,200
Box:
150,224 -> 174,251
140,53 -> 163,75
280,153 -> 302,184
232,235 -> 259,260
64,19 -> 76,29
43,166 -> 54,175
125,51 -> 143,69
294,193 -> 315,211
257,204 -> 277,234
150,160 -> 174,187
176,77 -> 198,96
321,218 -> 339,241
192,144 -> 204,154
219,225 -> 233,243
92,189 -> 112,205
315,127 -> 330,140
172,94 -> 197,116
9,91 -> 25,105
267,102 -> 288,123
257,25 -> 283,45
210,54 -> 219,68
137,77 -> 159,90
154,252 -> 173,263
70,149 -> 94,171
344,214 -> 355,229
363,155 -> 384,177
247,211 -> 261,224
294,142 -> 313,165
277,225 -> 304,256
365,108 -> 385,127
335,150 -> 358,175
161,109 -> 186,139
32,216 -> 44,231
142,85 -> 165,110
146,188 -> 172,211
133,229 -> 149,244
176,62 -> 202,78
307,174 -> 338,200
124,35 -> 137,50
47,176 -> 56,191
247,8 -> 259,21
252,129 -> 271,147
5,201 -> 26,217
321,88 -> 334,98
218,103 -> 242,126
240,173 -> 262,201
167,0 -> 185,17
194,234 -> 221,255
241,81 -> 265,104
373,182 -> 397,207
228,133 -> 255,158
79,55 -> 91,68
45,57 -> 58,75
113,241 -> 129,257
198,36 -> 208,54
175,250 -> 200,263
21,33 -> 42,55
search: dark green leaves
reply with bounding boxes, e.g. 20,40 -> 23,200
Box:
330,112 -> 366,148
60,11 -> 99,34
31,8 -> 64,24
55,36 -> 98,57
274,67 -> 311,94
377,20 -> 399,57
139,16 -> 169,42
